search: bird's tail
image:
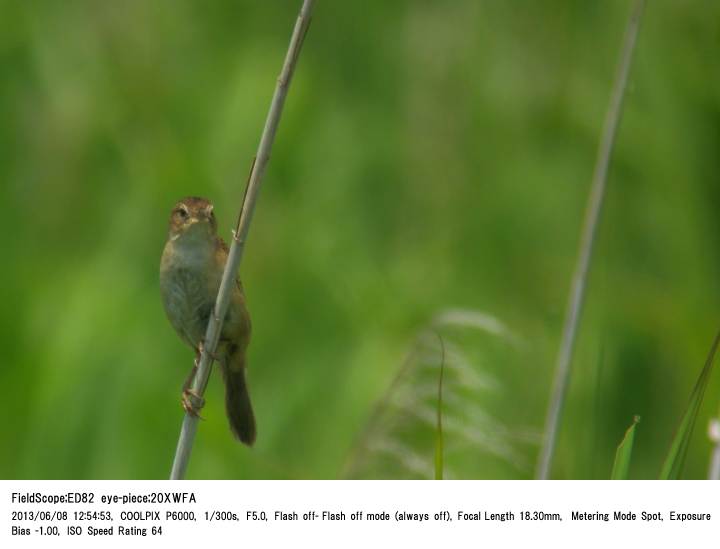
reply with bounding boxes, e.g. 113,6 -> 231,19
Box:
221,350 -> 256,446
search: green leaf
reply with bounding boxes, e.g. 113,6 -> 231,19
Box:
659,330 -> 720,480
611,415 -> 640,479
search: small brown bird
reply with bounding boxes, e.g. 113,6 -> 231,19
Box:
160,196 -> 255,445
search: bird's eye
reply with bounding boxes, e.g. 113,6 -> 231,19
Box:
177,208 -> 188,219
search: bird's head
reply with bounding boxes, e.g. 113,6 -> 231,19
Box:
167,196 -> 218,242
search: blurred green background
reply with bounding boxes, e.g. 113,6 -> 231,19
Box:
1,0 -> 719,479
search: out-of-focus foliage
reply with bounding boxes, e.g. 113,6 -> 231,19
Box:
344,310 -> 539,479
659,331 -> 719,479
0,0 -> 719,479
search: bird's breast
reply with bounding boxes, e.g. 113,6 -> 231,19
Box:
160,241 -> 220,347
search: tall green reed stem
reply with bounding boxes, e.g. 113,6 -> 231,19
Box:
536,0 -> 646,479
169,0 -> 315,480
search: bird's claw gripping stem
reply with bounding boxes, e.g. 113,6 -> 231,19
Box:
180,340 -> 219,419
182,389 -> 205,419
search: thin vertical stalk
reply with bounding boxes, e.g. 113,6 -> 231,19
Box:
536,0 -> 646,479
170,0 -> 315,480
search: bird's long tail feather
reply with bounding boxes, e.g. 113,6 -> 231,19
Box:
222,352 -> 256,446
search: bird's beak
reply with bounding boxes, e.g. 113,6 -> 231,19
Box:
184,216 -> 212,233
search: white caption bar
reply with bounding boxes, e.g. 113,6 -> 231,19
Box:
1,480 -> 717,548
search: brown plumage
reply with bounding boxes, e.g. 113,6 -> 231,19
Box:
160,196 -> 255,445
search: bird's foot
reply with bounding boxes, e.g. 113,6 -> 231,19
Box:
182,389 -> 205,419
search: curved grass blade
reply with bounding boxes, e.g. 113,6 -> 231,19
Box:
611,415 -> 640,480
659,330 -> 720,480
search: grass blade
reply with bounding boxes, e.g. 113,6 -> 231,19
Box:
659,330 -> 720,480
611,415 -> 640,479
536,0 -> 646,479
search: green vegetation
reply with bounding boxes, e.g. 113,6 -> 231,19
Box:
611,415 -> 639,480
1,1 -> 719,479
659,332 -> 720,479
